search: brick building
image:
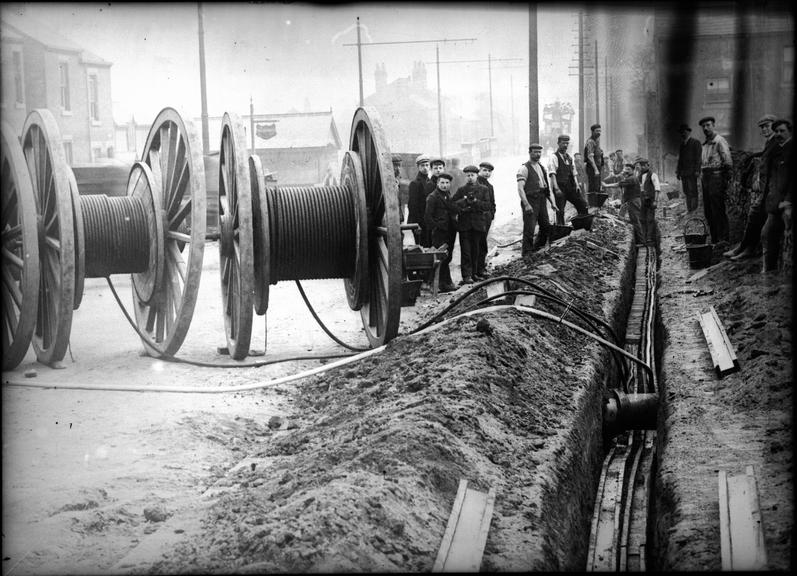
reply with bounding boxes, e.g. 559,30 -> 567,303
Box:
1,11 -> 114,164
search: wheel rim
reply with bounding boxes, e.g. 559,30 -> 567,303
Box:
218,113 -> 254,359
130,161 -> 164,306
341,151 -> 369,311
249,154 -> 271,316
21,109 -> 75,365
1,121 -> 40,370
349,107 -> 402,347
66,166 -> 85,310
134,107 -> 206,357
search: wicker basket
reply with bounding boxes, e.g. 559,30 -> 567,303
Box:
683,217 -> 708,245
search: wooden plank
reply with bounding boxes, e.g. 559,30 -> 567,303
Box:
709,306 -> 739,366
686,260 -> 730,283
514,293 -> 536,307
485,280 -> 509,303
433,480 -> 496,573
698,313 -> 723,375
718,466 -> 768,571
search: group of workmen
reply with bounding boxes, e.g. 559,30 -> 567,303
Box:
407,156 -> 496,292
676,114 -> 793,273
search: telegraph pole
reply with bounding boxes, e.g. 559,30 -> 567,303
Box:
197,3 -> 210,155
344,31 -> 476,157
528,5 -> 539,145
579,13 -> 585,145
488,53 -> 494,137
594,39 -> 600,125
510,74 -> 516,155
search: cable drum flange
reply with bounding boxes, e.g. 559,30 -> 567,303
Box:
66,166 -> 85,310
129,162 -> 164,306
341,151 -> 369,311
249,154 -> 271,315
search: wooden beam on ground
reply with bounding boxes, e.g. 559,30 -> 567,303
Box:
514,293 -> 537,307
718,466 -> 768,571
686,259 -> 730,283
697,306 -> 739,377
433,479 -> 496,573
485,280 -> 509,304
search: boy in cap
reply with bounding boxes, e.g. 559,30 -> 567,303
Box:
424,172 -> 459,292
676,123 -> 702,212
548,134 -> 588,225
429,158 -> 446,191
517,144 -> 552,260
476,161 -> 497,277
699,116 -> 733,245
453,165 -> 491,284
408,154 -> 431,246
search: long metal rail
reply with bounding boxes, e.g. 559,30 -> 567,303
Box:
587,246 -> 658,571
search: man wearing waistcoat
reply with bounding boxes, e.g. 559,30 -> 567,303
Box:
584,123 -> 604,195
637,158 -> 660,246
548,134 -> 589,225
517,144 -> 552,260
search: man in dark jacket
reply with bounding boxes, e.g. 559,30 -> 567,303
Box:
676,123 -> 702,212
517,144 -> 552,260
424,172 -> 458,292
407,154 -> 431,246
761,119 -> 793,273
725,114 -> 779,260
453,165 -> 491,284
476,161 -> 496,277
584,123 -> 604,195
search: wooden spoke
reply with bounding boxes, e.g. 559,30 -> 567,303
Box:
21,110 -> 74,366
134,108 -> 205,357
348,107 -> 402,347
217,112 -> 254,359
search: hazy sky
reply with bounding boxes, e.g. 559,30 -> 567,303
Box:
6,2 -> 578,135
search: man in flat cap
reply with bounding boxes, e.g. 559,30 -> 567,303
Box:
452,165 -> 492,284
548,134 -> 588,225
407,154 -> 432,246
476,161 -> 497,277
699,116 -> 733,245
676,123 -> 702,212
424,172 -> 458,292
761,118 -> 793,272
583,123 -> 604,197
517,144 -> 552,261
725,114 -> 779,260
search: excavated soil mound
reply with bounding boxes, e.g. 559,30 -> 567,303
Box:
133,216 -> 634,573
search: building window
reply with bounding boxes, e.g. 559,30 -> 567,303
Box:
784,46 -> 794,86
705,77 -> 730,104
59,62 -> 71,111
13,50 -> 25,104
63,141 -> 73,165
88,73 -> 99,121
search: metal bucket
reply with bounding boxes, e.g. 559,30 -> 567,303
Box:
588,192 -> 609,208
666,189 -> 680,200
549,224 -> 572,242
570,213 -> 595,231
683,217 -> 708,245
686,243 -> 713,269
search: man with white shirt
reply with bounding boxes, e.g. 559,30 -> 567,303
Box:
547,134 -> 589,225
637,158 -> 660,246
517,144 -> 552,259
699,116 -> 733,245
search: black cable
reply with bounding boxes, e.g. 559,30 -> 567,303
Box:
295,280 -> 370,352
106,277 -> 357,368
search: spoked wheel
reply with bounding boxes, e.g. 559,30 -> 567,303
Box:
21,110 -> 75,366
134,108 -> 206,357
1,121 -> 40,370
348,107 -> 402,347
217,113 -> 254,359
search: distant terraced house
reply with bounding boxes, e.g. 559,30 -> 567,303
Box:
1,11 -> 115,164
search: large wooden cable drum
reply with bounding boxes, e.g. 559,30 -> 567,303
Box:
239,106 -> 401,354
1,121 -> 40,370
